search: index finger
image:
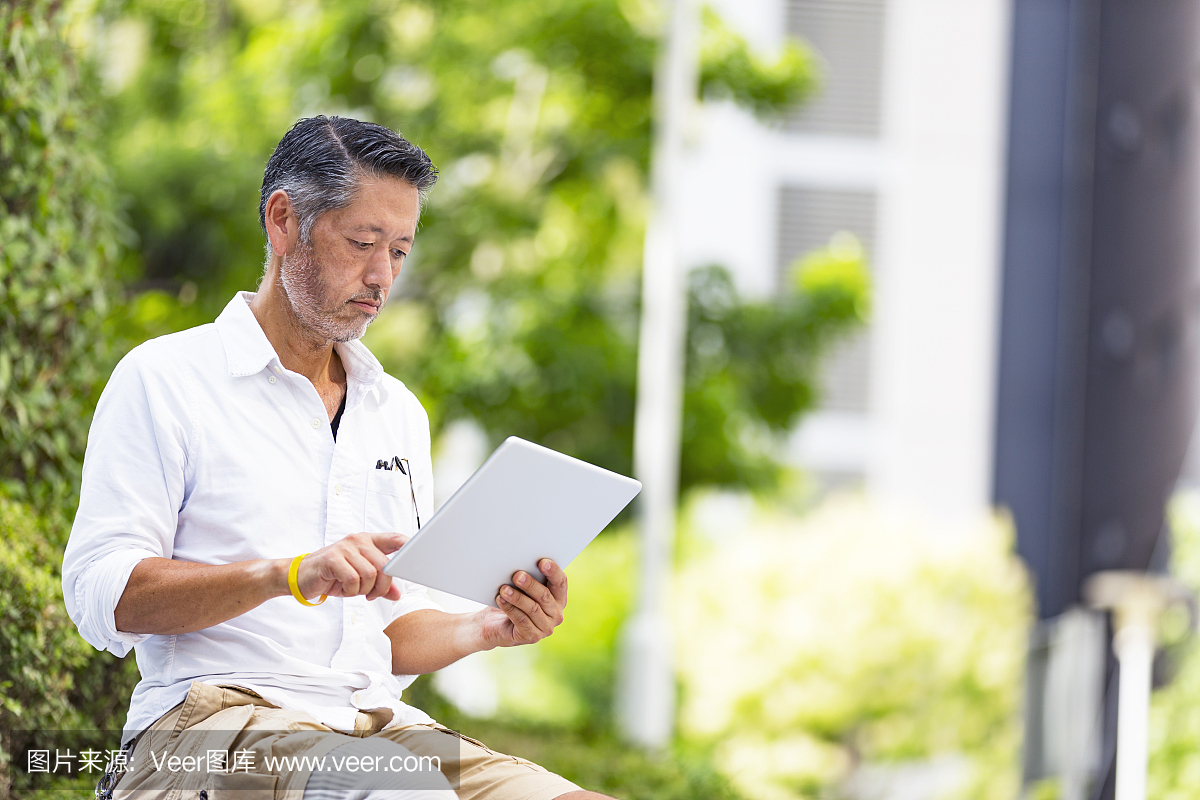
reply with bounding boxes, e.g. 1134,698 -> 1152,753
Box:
537,559 -> 568,607
369,531 -> 410,555
360,546 -> 399,602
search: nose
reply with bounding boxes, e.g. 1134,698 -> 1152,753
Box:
363,247 -> 393,290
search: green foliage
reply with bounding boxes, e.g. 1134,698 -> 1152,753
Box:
682,237 -> 869,488
0,500 -> 89,734
0,11 -> 138,796
1147,491 -> 1200,798
0,498 -> 87,797
86,0 -> 862,493
0,499 -> 140,798
0,0 -> 124,513
674,496 -> 1031,799
0,498 -> 140,798
698,7 -> 818,118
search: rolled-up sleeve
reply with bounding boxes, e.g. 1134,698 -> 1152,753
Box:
62,346 -> 192,656
69,550 -> 158,656
388,579 -> 442,624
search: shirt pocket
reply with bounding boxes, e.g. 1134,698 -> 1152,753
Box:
363,470 -> 417,537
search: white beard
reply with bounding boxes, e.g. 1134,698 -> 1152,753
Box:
279,240 -> 378,343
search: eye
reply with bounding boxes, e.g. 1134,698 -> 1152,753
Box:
350,239 -> 372,250
392,249 -> 408,260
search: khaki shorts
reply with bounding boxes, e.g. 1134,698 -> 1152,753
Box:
113,682 -> 581,800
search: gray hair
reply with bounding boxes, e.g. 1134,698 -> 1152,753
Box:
259,116 -> 438,251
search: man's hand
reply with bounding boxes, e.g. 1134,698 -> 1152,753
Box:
479,558 -> 568,648
383,559 -> 569,674
295,531 -> 407,602
115,531 -> 411,635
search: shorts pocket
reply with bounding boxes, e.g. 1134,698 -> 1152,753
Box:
205,771 -> 278,799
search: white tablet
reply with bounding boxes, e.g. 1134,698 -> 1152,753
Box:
383,436 -> 641,607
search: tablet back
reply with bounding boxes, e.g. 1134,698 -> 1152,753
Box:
383,437 -> 641,606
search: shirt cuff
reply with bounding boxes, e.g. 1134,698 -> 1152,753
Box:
73,549 -> 158,656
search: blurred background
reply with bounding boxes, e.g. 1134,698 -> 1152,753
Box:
6,0 -> 1200,798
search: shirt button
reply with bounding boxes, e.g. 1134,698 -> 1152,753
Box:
311,418 -> 320,429
268,376 -> 276,384
334,484 -> 342,495
350,611 -> 360,625
274,366 -> 282,373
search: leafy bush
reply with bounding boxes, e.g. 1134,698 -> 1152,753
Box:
674,496 -> 1032,800
0,500 -> 90,734
0,499 -> 89,797
0,500 -> 140,798
0,8 -> 138,795
1,0 -> 124,513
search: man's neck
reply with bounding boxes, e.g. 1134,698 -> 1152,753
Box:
248,282 -> 346,392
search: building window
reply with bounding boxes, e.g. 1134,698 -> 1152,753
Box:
777,185 -> 876,413
785,0 -> 887,138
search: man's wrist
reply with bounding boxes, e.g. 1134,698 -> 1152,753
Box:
258,558 -> 293,601
463,608 -> 498,655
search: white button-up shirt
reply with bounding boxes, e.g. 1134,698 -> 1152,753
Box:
62,292 -> 442,740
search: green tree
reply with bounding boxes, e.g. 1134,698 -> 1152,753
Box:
90,0 -> 866,493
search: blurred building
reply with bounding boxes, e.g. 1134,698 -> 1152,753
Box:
678,0 -> 1011,518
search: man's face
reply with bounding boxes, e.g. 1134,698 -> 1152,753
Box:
279,175 -> 420,343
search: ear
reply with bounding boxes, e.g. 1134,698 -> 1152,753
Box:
264,189 -> 298,257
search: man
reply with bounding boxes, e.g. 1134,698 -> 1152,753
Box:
63,116 -> 613,800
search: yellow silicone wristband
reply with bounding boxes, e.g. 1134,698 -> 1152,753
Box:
288,553 -> 326,606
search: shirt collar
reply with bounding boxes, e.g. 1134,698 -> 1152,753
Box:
215,291 -> 385,388
335,338 -> 385,389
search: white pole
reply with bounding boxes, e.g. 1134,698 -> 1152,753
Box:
1086,571 -> 1189,800
1113,617 -> 1154,800
616,0 -> 698,749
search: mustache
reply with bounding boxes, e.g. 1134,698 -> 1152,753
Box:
347,291 -> 384,307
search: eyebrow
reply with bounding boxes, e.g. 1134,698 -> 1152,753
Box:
354,225 -> 413,244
